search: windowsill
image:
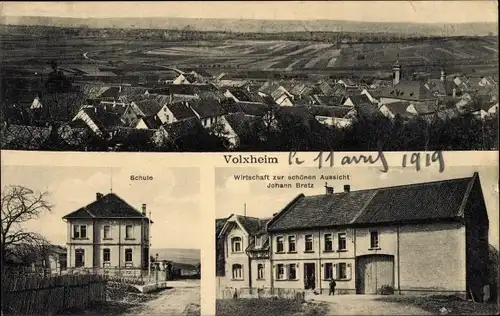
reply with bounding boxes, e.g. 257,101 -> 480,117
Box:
275,279 -> 298,281
72,238 -> 90,240
337,249 -> 348,252
275,251 -> 285,254
287,251 -> 297,254
304,250 -> 315,253
103,238 -> 113,240
231,279 -> 244,281
125,238 -> 136,240
323,250 -> 335,253
369,247 -> 381,251
256,278 -> 266,281
231,251 -> 244,254
323,278 -> 351,282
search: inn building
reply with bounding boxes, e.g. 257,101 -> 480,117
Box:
216,173 -> 489,300
62,192 -> 152,271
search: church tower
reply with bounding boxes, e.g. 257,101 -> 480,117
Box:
392,60 -> 402,86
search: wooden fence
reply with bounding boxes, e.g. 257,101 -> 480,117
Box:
2,273 -> 107,315
218,287 -> 305,301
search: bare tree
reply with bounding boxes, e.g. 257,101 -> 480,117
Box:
1,185 -> 52,271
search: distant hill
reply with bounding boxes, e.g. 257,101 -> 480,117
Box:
151,248 -> 200,266
0,15 -> 497,36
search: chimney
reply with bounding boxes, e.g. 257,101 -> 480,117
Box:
440,69 -> 446,82
324,182 -> 334,195
452,87 -> 456,98
142,204 -> 147,215
344,185 -> 351,193
96,192 -> 103,200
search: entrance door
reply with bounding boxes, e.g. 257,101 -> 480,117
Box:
303,263 -> 316,290
356,255 -> 394,294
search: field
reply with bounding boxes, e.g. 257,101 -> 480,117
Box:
1,26 -> 498,81
152,248 -> 200,266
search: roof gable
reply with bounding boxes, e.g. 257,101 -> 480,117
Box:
63,193 -> 148,220
268,174 -> 479,231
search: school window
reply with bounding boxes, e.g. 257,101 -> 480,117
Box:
338,263 -> 347,279
73,225 -> 87,239
288,235 -> 296,252
103,248 -> 110,262
231,237 -> 242,252
324,234 -> 333,252
276,236 -> 284,253
338,233 -> 347,251
125,249 -> 133,262
370,231 -> 379,249
324,263 -> 333,280
103,225 -> 111,239
305,235 -> 313,252
125,225 -> 133,239
288,264 -> 297,280
75,249 -> 85,267
232,264 -> 243,280
277,264 -> 285,280
257,264 -> 265,279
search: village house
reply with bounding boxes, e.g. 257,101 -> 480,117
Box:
62,192 -> 152,274
186,98 -> 228,128
72,106 -> 124,138
342,94 -> 373,108
216,173 -> 489,301
310,106 -> 357,128
217,214 -> 272,290
218,113 -> 260,149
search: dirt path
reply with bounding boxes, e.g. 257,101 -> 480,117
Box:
122,281 -> 200,316
308,294 -> 431,315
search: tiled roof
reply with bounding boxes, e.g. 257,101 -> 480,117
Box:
381,80 -> 437,101
345,94 -> 373,107
224,113 -> 260,136
381,101 -> 413,117
310,105 -> 354,118
63,193 -> 149,219
133,99 -> 164,117
188,98 -> 227,118
140,115 -> 162,129
313,95 -> 344,106
161,117 -> 204,141
268,174 -> 479,231
237,102 -> 269,117
167,102 -> 197,121
81,107 -> 124,132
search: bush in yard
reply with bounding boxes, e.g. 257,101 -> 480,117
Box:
378,285 -> 395,295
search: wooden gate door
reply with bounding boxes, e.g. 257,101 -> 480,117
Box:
356,255 -> 394,294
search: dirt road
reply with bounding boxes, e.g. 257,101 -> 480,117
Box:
122,280 -> 200,316
307,294 -> 431,315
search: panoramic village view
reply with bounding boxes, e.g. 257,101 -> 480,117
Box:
215,166 -> 499,316
1,166 -> 201,315
0,4 -> 498,152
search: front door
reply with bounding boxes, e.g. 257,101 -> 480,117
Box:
304,263 -> 316,290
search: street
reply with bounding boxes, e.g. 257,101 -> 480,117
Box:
121,280 -> 200,316
306,294 -> 431,315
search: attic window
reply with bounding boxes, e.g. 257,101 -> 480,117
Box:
410,93 -> 414,96
390,91 -> 394,95
255,236 -> 262,248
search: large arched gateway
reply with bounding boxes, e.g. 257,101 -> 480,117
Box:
356,254 -> 395,294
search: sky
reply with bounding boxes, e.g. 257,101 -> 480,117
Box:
215,165 -> 499,248
1,1 -> 498,23
1,166 -> 200,250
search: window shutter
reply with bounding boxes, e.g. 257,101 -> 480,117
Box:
284,265 -> 288,280
332,263 -> 337,280
347,263 -> 352,279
